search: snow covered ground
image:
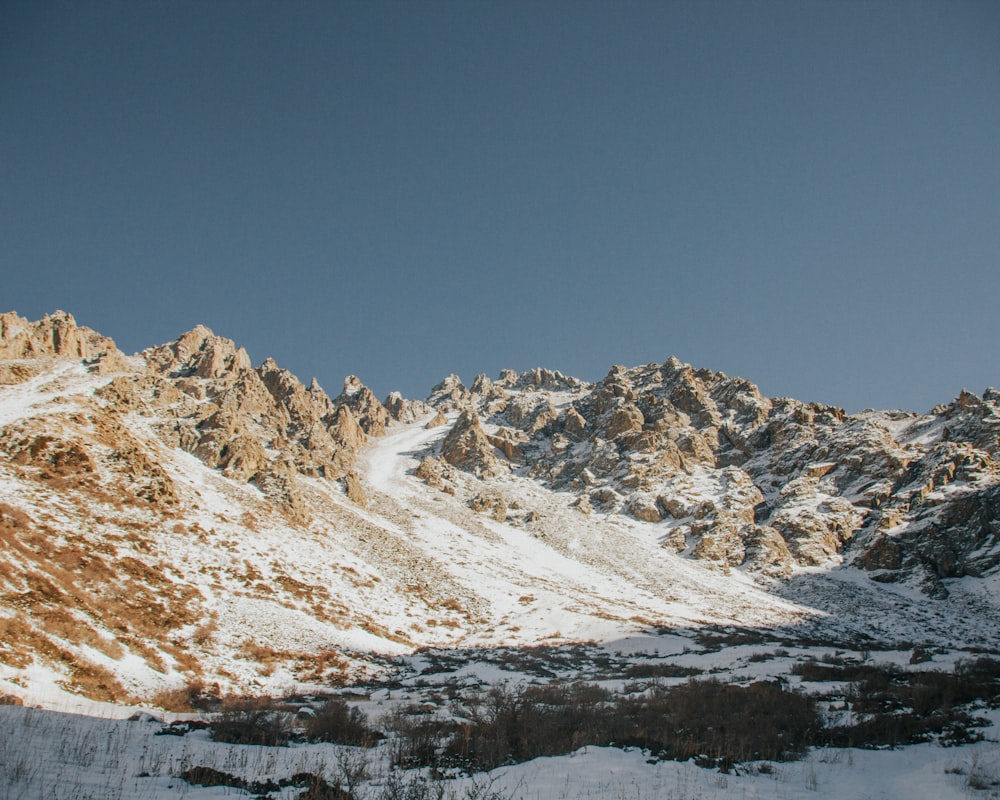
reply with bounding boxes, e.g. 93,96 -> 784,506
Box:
1,702 -> 997,800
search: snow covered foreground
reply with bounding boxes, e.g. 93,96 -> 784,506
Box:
1,702 -> 998,800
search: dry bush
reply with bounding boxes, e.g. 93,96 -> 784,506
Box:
626,679 -> 820,766
295,649 -> 350,684
151,680 -> 217,712
622,662 -> 702,679
389,678 -> 818,774
813,659 -> 1000,748
209,697 -> 293,746
303,697 -> 381,746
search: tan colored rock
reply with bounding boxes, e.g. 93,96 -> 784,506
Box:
335,376 -> 390,436
0,310 -> 124,367
384,391 -> 431,423
571,495 -> 593,515
440,410 -> 505,477
469,491 -> 507,521
742,526 -> 793,577
604,404 -> 644,439
329,405 -> 366,452
425,410 -> 448,429
627,494 -> 664,522
658,495 -> 690,519
146,325 -> 251,382
690,519 -> 745,567
0,362 -> 38,385
661,527 -> 687,551
487,428 -> 526,462
589,487 -> 622,510
564,407 -> 587,437
504,394 -> 558,434
414,455 -> 444,486
343,471 -> 368,507
427,374 -> 471,410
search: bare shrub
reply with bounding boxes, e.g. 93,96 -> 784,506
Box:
209,697 -> 292,746
304,697 -> 381,746
623,679 -> 819,766
805,659 -> 999,748
151,680 -> 218,712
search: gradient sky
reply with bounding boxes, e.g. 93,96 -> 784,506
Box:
3,1 -> 998,413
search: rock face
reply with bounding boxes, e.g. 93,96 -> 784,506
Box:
439,410 -> 506,478
2,308 -> 998,614
97,322 -> 392,512
425,359 -> 1000,594
0,311 -> 127,370
0,313 -> 393,511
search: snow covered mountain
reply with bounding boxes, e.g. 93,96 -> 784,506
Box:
1,310 -> 998,705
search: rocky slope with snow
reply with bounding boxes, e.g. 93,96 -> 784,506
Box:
0,311 -> 998,705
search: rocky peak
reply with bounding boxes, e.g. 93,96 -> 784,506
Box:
420,351 -> 1000,593
329,404 -> 366,452
427,374 -> 472,410
146,326 -> 252,381
515,367 -> 586,392
334,376 -> 390,436
384,391 -> 432,423
307,378 -> 336,414
0,310 -> 123,367
341,374 -> 364,397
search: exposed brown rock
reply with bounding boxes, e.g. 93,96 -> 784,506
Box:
742,526 -> 793,577
604,404 -> 645,439
343,471 -> 368,507
0,310 -> 126,369
335,376 -> 390,436
627,494 -> 664,522
486,428 -> 526,463
329,405 -> 366,452
440,410 -> 505,477
384,391 -> 431,423
425,410 -> 448,429
564,407 -> 587,437
427,374 -> 471,410
469,491 -> 507,521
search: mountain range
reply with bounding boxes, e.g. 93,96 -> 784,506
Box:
1,310 -> 998,705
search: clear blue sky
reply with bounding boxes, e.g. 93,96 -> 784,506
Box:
3,1 -> 998,412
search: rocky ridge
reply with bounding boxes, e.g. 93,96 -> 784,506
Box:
429,359 -> 1000,597
1,310 -> 998,706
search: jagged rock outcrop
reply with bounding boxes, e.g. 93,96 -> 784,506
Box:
428,361 -> 1000,591
0,311 -> 128,371
469,491 -> 507,521
343,471 -> 368,506
439,410 -> 506,478
3,310 -> 997,598
85,323 -> 390,509
384,391 -> 432,423
336,375 -> 390,436
427,374 -> 472,410
486,427 -> 527,463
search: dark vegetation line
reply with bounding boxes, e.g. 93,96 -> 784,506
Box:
182,657 -> 1000,780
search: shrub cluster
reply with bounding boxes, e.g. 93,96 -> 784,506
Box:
209,698 -> 293,747
391,679 -> 818,772
193,657 -> 1000,779
304,697 -> 383,746
796,657 -> 1000,748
